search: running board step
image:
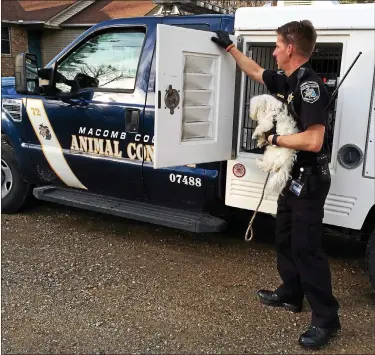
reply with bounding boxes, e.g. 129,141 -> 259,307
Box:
33,186 -> 227,233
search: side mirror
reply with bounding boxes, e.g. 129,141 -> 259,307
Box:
14,53 -> 40,94
38,67 -> 53,81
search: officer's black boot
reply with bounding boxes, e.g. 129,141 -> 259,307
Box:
257,289 -> 303,313
299,321 -> 341,349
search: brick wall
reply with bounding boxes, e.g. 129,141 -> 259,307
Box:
1,25 -> 28,77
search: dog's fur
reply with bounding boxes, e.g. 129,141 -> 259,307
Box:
250,94 -> 299,194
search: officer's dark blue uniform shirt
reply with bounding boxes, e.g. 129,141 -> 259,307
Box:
262,62 -> 329,167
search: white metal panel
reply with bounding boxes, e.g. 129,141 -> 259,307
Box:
225,159 -> 278,214
226,158 -> 375,230
235,4 -> 375,31
364,82 -> 375,178
329,29 -> 375,230
154,24 -> 236,169
226,30 -> 375,230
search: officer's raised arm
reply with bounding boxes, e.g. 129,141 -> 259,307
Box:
211,31 -> 265,84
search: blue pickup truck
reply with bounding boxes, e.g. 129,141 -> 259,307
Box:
2,10 -> 375,290
1,14 -> 235,233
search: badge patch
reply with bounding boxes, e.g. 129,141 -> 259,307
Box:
301,81 -> 320,103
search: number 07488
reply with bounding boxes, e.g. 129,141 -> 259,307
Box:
169,174 -> 202,187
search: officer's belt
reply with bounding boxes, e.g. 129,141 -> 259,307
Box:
292,164 -> 315,176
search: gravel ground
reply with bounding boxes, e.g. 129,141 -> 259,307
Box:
1,202 -> 375,354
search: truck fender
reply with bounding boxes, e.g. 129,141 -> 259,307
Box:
361,204 -> 375,237
1,111 -> 38,183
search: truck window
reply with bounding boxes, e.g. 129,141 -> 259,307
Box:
55,30 -> 145,93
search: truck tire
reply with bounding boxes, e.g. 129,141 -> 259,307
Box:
366,230 -> 375,290
1,140 -> 31,213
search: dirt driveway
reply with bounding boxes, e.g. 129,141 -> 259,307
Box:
2,202 -> 374,354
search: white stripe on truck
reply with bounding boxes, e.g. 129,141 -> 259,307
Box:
24,98 -> 87,190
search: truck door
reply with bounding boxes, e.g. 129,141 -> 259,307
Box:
150,24 -> 236,207
24,25 -> 157,200
142,19 -> 235,210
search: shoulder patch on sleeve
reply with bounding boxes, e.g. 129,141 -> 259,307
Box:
300,81 -> 320,103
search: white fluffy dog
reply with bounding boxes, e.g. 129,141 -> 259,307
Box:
250,94 -> 299,194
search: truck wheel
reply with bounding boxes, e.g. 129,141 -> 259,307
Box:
1,141 -> 31,213
366,230 -> 375,290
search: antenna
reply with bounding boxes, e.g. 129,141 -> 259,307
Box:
326,51 -> 362,110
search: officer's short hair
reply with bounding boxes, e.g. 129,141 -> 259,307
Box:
276,20 -> 317,58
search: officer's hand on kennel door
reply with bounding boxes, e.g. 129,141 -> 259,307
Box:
211,30 -> 233,49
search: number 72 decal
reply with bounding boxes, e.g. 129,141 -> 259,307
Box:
169,174 -> 202,187
31,107 -> 41,116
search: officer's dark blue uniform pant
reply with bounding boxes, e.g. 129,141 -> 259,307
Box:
274,174 -> 340,328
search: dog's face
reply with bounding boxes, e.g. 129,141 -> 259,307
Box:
250,94 -> 284,121
249,95 -> 266,121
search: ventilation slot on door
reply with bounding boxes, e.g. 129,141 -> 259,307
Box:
181,53 -> 217,142
2,98 -> 22,122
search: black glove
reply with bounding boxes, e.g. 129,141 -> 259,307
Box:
211,30 -> 233,49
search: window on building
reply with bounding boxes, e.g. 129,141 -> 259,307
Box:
2,27 -> 11,54
56,29 -> 145,93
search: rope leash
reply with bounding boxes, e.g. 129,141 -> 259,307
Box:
245,172 -> 270,242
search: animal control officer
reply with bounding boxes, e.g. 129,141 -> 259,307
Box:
211,20 -> 340,350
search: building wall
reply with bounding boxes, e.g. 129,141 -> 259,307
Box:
1,26 -> 87,76
1,25 -> 28,77
41,28 -> 87,65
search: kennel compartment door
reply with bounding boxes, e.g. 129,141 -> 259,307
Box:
154,24 -> 236,169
